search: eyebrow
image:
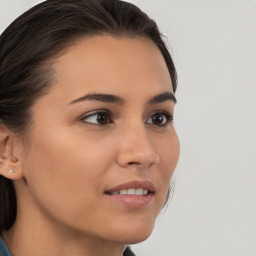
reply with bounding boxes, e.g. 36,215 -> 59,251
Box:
147,92 -> 177,105
69,93 -> 125,105
69,91 -> 177,105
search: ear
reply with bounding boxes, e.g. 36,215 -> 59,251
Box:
0,124 -> 24,180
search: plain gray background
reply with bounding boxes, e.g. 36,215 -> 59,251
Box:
1,0 -> 256,255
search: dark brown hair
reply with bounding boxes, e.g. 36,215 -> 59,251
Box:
0,0 -> 177,234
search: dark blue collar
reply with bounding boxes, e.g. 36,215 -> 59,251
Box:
0,237 -> 12,256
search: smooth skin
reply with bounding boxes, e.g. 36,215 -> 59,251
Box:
0,35 -> 179,256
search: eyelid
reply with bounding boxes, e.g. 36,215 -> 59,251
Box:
79,109 -> 112,125
146,110 -> 174,126
78,109 -> 173,126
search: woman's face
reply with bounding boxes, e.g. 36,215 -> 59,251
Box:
17,35 -> 179,244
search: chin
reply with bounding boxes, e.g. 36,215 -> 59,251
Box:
122,231 -> 153,245
109,220 -> 155,245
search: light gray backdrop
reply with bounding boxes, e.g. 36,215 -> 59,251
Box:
1,0 -> 256,255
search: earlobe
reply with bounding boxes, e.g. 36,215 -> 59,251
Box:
0,125 -> 24,180
1,168 -> 24,180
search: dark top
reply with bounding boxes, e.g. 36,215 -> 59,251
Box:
0,237 -> 135,256
0,238 -> 11,256
123,246 -> 136,256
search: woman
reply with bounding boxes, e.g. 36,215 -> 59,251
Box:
0,0 -> 179,255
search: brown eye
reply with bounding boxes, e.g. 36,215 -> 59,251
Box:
151,114 -> 165,125
146,112 -> 173,126
82,111 -> 111,125
96,113 -> 109,124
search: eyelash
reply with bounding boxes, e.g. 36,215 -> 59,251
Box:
80,109 -> 112,126
80,109 -> 173,127
147,111 -> 173,126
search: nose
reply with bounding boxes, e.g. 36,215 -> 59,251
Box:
116,124 -> 160,169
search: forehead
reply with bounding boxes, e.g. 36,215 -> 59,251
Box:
45,35 -> 173,104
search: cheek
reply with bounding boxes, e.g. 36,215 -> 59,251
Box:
22,127 -> 112,218
151,129 -> 180,209
157,129 -> 180,178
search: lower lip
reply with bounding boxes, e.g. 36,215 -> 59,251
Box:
105,193 -> 154,208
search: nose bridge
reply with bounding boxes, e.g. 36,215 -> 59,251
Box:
117,121 -> 160,168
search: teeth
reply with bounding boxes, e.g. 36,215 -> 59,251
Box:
110,188 -> 149,195
143,189 -> 148,195
120,190 -> 127,195
136,188 -> 143,195
128,188 -> 136,195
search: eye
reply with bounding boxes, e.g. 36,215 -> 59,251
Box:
81,110 -> 112,125
146,111 -> 173,126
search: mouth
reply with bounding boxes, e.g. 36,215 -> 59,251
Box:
104,180 -> 156,208
105,188 -> 152,196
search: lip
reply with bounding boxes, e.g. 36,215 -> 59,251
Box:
104,180 -> 156,209
105,180 -> 156,194
105,193 -> 154,208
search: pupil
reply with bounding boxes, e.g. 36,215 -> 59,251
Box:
97,113 -> 108,124
152,114 -> 163,125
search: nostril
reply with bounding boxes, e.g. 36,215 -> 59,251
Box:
128,162 -> 140,165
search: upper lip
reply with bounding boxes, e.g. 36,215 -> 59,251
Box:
105,180 -> 156,193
